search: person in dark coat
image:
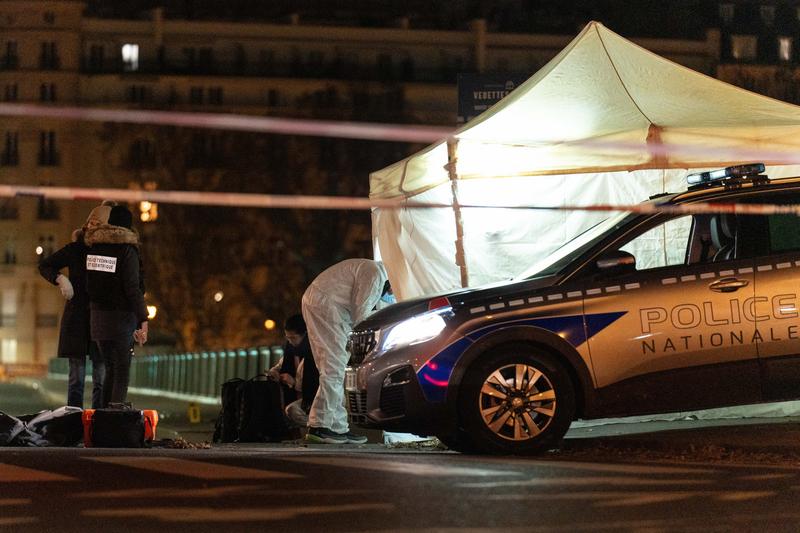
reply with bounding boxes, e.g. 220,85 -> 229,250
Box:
85,205 -> 148,408
279,314 -> 319,428
38,202 -> 115,409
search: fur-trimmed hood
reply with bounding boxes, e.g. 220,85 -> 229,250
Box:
85,224 -> 139,246
71,228 -> 84,243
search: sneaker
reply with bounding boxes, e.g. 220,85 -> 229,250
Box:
343,431 -> 368,444
305,427 -> 348,444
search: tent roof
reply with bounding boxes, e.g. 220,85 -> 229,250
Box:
371,21 -> 800,199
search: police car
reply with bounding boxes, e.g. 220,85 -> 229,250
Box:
345,163 -> 800,454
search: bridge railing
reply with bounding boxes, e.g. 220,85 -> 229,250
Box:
47,345 -> 284,402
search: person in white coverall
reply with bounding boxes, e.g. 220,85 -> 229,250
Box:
302,259 -> 389,444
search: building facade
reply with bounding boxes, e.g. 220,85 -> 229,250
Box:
1,0 -> 786,374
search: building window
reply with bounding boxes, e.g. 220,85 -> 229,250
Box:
126,85 -> 151,103
2,84 -> 17,102
88,44 -> 104,71
39,83 -> 56,102
189,86 -> 204,104
43,11 -> 55,24
36,314 -> 58,328
1,132 -> 18,166
720,3 -> 735,24
37,186 -> 59,220
198,47 -> 214,72
40,41 -> 59,70
731,35 -> 758,61
266,89 -> 280,107
129,139 -> 156,169
3,235 -> 17,263
208,87 -> 223,105
760,5 -> 776,27
121,43 -> 139,72
3,41 -> 18,69
779,37 -> 792,62
0,339 -> 18,361
38,131 -> 58,166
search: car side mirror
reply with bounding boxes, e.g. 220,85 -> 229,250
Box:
595,250 -> 636,272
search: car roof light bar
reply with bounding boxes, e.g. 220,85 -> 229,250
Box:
686,163 -> 765,186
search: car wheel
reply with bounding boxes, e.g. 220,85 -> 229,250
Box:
458,343 -> 575,455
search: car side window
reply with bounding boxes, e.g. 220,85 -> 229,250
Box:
619,215 -> 693,270
769,214 -> 800,253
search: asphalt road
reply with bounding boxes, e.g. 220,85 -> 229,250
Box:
3,379 -> 800,531
2,445 -> 800,531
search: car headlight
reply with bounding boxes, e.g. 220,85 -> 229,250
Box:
379,307 -> 451,353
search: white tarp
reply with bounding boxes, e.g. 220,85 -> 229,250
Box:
371,21 -> 800,299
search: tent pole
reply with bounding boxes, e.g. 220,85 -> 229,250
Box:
447,137 -> 469,288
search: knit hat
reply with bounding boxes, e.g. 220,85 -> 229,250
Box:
108,205 -> 133,229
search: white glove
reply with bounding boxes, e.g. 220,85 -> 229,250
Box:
55,274 -> 74,300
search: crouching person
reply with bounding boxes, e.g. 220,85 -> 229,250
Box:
281,315 -> 319,431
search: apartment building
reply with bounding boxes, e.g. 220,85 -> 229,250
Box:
0,0 -> 725,374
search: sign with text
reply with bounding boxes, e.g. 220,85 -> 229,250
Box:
457,73 -> 528,124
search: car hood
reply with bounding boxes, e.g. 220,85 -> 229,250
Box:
355,275 -> 558,330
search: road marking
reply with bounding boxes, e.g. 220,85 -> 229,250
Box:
459,476 -> 713,488
86,457 -> 302,480
83,503 -> 394,523
715,490 -> 775,501
74,486 -> 372,499
0,517 -> 37,526
0,498 -> 31,506
283,457 -> 521,477
497,460 -> 715,475
0,463 -> 76,482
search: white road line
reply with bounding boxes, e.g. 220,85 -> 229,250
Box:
0,463 -> 76,482
83,503 -> 394,523
283,457 -> 521,477
86,457 -> 302,480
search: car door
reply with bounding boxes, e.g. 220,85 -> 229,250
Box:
579,213 -> 761,416
744,191 -> 800,401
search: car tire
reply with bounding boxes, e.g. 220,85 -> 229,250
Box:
435,430 -> 478,454
458,343 -> 575,455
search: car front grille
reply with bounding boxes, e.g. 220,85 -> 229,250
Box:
347,390 -> 368,425
379,386 -> 406,418
347,329 -> 377,365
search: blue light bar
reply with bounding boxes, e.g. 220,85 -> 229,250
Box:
686,163 -> 765,186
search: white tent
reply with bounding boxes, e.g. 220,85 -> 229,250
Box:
371,21 -> 800,300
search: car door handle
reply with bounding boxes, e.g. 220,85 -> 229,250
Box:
709,277 -> 749,293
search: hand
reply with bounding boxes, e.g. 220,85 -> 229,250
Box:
133,321 -> 148,346
56,274 -> 74,300
279,373 -> 295,388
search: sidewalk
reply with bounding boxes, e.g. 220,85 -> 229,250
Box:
562,415 -> 800,459
14,376 -> 800,456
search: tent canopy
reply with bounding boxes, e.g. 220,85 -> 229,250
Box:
371,21 -> 800,299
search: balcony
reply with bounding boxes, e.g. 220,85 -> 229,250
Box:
81,56 -> 461,84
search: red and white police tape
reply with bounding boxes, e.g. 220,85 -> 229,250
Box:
4,184 -> 800,217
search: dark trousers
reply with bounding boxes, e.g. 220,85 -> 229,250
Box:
67,356 -> 105,409
97,339 -> 133,407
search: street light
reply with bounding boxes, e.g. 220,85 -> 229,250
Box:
263,319 -> 276,330
213,291 -> 224,302
147,305 -> 157,320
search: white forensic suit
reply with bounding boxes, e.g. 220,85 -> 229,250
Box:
302,259 -> 388,433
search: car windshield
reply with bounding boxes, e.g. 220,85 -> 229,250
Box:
515,211 -> 635,280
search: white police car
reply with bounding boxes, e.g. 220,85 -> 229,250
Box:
346,163 -> 800,454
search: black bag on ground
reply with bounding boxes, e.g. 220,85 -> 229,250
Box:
0,411 -> 26,445
27,406 -> 84,447
236,375 -> 288,443
213,377 -> 245,443
91,409 -> 146,448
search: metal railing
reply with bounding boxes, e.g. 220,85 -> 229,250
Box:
47,345 -> 284,402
